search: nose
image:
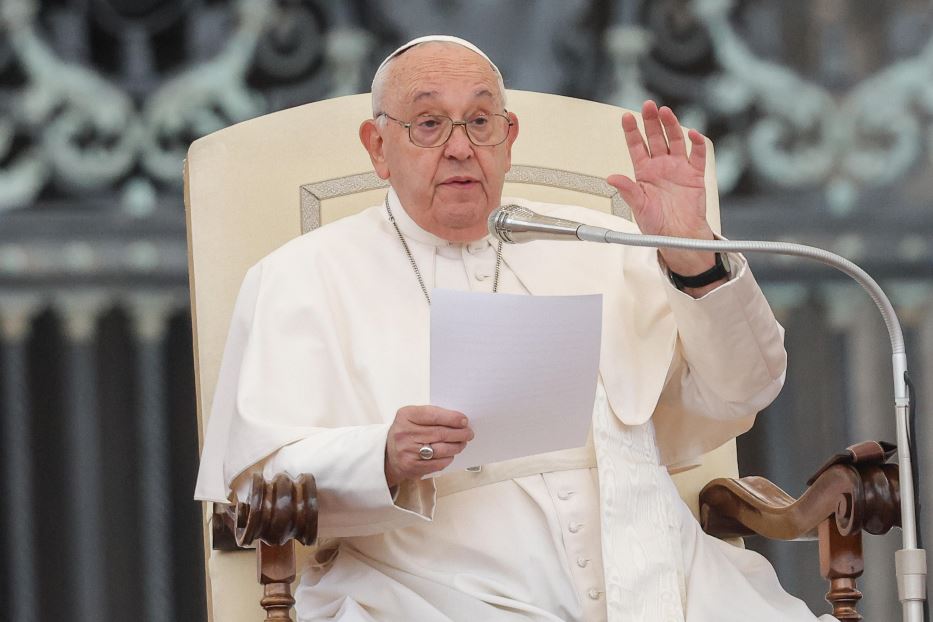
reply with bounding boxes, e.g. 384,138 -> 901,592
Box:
443,123 -> 474,160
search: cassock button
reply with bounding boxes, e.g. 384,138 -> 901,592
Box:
568,522 -> 582,534
558,490 -> 575,500
577,557 -> 589,568
475,272 -> 490,281
587,589 -> 601,600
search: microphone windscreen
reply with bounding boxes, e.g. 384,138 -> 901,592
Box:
488,204 -> 533,243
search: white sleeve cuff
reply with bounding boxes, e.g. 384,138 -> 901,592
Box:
656,250 -> 748,300
260,424 -> 437,538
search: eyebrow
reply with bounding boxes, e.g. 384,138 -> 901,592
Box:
410,88 -> 497,103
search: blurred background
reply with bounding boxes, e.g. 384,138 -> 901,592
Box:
0,0 -> 931,620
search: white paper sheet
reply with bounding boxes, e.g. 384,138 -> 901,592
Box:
430,289 -> 602,473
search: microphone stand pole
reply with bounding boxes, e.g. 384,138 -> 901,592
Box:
573,225 -> 926,622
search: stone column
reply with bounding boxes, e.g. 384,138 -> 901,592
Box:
130,295 -> 176,622
917,293 -> 933,553
0,296 -> 41,622
61,295 -> 107,622
918,294 -> 933,606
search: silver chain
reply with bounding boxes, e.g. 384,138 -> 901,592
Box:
384,194 -> 503,305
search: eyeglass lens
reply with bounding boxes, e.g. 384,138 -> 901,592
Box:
409,114 -> 509,147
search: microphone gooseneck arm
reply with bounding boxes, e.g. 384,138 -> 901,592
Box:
578,226 -> 905,355
490,205 -> 927,622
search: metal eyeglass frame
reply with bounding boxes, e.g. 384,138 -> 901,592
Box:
378,111 -> 514,147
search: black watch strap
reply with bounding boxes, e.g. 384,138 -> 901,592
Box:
668,252 -> 730,290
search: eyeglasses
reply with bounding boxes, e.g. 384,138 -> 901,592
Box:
379,111 -> 514,148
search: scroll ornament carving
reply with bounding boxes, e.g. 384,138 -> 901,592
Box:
695,0 -> 933,213
606,0 -> 933,213
0,0 -> 371,213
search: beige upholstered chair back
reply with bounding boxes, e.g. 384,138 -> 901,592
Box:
185,90 -> 736,622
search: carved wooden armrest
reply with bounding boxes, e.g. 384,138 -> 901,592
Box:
699,441 -> 899,622
213,473 -> 318,622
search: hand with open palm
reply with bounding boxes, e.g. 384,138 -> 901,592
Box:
607,101 -> 722,290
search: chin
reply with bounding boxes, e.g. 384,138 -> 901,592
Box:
436,200 -> 486,225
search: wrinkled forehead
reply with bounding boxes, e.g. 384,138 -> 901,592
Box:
386,43 -> 503,109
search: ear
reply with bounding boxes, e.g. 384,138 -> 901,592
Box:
503,111 -> 520,171
359,119 -> 390,180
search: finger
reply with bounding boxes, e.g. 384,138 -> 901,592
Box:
403,405 -> 469,428
641,100 -> 669,157
410,425 -> 475,444
419,441 -> 467,460
659,106 -> 686,157
388,441 -> 455,473
606,174 -> 646,214
621,112 -> 650,167
686,129 -> 707,172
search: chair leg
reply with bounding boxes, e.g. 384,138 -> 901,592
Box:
258,541 -> 297,621
819,519 -> 864,621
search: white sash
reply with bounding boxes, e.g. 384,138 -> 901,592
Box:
593,382 -> 687,621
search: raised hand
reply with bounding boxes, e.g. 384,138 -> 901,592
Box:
607,101 -> 720,284
385,405 -> 474,487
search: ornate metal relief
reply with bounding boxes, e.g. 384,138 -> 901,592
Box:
0,0 -> 377,214
605,0 -> 933,214
0,0 -> 930,279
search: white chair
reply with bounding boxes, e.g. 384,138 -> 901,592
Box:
184,90 -> 894,622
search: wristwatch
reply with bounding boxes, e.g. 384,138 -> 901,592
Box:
668,252 -> 731,290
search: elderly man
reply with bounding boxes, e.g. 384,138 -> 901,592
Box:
196,36 -> 834,621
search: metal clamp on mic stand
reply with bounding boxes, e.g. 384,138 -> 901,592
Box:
489,204 -> 928,622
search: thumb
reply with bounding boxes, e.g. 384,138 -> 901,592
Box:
607,174 -> 645,213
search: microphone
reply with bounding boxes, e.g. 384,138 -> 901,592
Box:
488,204 -> 619,245
488,204 -> 592,243
488,203 -> 927,621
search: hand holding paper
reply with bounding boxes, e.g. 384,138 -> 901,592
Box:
430,289 -> 602,473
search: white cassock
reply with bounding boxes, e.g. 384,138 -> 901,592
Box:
195,189 -> 836,622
